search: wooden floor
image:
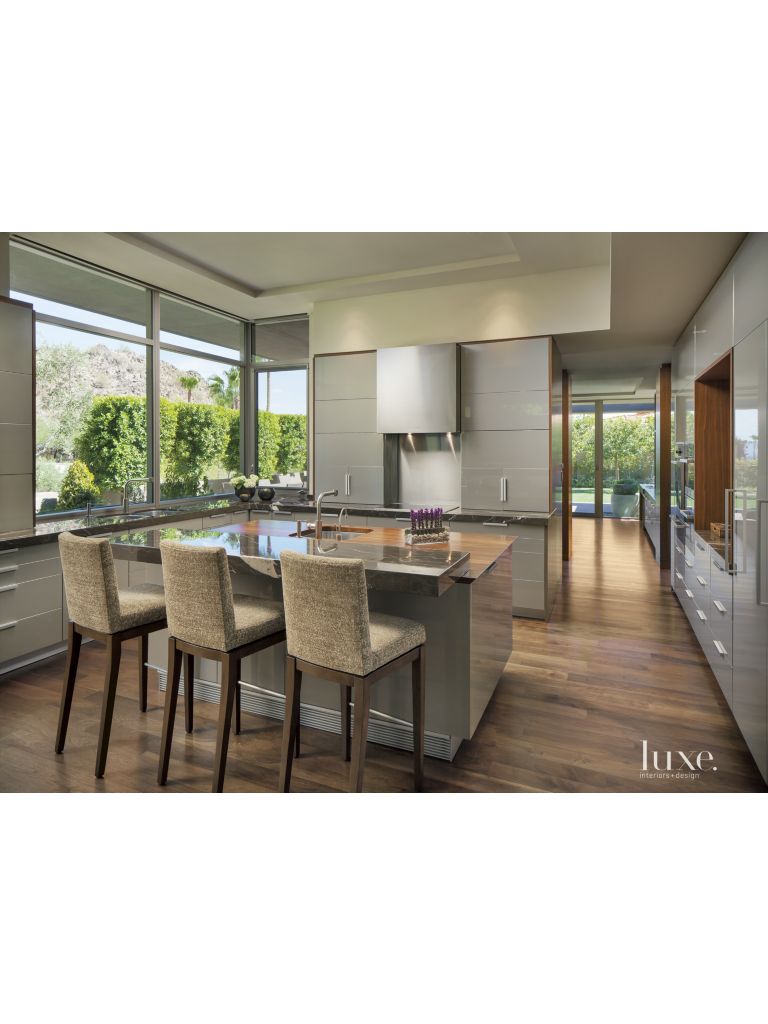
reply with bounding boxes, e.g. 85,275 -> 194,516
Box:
0,518 -> 765,792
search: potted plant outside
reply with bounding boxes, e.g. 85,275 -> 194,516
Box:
610,479 -> 640,518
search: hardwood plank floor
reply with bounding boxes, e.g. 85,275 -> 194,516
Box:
0,518 -> 764,792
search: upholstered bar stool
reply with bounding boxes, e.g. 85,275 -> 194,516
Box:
157,541 -> 287,793
278,550 -> 427,793
55,533 -> 167,778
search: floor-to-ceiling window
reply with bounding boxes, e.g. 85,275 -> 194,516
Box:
9,239 -> 250,516
571,398 -> 655,518
253,317 -> 309,488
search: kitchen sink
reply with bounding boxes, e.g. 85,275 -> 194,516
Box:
290,525 -> 373,538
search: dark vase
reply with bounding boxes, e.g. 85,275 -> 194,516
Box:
235,486 -> 256,502
257,486 -> 276,502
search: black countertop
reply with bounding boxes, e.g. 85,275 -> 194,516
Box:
0,495 -> 554,551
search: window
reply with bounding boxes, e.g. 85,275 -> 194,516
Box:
253,317 -> 309,363
35,322 -> 151,513
255,367 -> 308,487
160,294 -> 244,356
10,242 -> 149,337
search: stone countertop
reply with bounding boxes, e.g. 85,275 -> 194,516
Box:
0,497 -> 253,550
109,520 -> 515,598
639,484 -> 656,501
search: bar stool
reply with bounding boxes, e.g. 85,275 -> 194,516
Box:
157,541 -> 287,792
278,549 -> 426,793
55,532 -> 167,778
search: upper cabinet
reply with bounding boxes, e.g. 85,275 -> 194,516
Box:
695,270 -> 734,377
733,232 -> 768,347
673,319 -> 695,388
314,351 -> 377,401
461,337 -> 550,395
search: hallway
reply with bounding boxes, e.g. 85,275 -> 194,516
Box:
0,519 -> 765,792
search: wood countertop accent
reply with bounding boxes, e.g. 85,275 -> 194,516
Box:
226,520 -> 515,582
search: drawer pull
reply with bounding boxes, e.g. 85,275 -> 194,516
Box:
271,511 -> 292,517
395,517 -> 411,522
0,620 -> 18,631
696,576 -> 707,587
696,609 -> 707,621
0,583 -> 19,593
482,521 -> 509,528
696,541 -> 705,552
675,544 -> 684,555
0,565 -> 19,575
207,513 -> 230,520
675,571 -> 683,581
713,600 -> 727,614
0,548 -> 19,556
713,640 -> 727,657
685,589 -> 694,598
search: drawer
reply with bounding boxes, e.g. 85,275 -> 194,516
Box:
708,594 -> 732,660
0,554 -> 61,585
0,573 -> 62,622
692,533 -> 710,575
451,520 -> 546,552
203,512 -> 235,527
229,511 -> 249,523
0,542 -> 61,571
704,633 -> 733,703
672,566 -> 686,596
0,609 -> 64,663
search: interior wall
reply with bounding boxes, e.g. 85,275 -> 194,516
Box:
309,265 -> 610,355
0,234 -> 9,297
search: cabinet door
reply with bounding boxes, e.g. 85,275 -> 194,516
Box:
461,467 -> 504,511
347,466 -> 383,504
315,398 -> 377,433
313,457 -> 347,498
461,338 -> 550,394
314,352 -> 376,400
463,390 -> 549,431
733,233 -> 768,346
673,320 -> 696,388
695,270 -> 734,375
732,323 -> 768,782
502,467 -> 550,513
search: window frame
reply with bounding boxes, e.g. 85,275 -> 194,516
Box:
14,238 -> 252,521
253,362 -> 310,489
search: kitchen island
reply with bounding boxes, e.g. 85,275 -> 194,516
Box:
110,520 -> 515,760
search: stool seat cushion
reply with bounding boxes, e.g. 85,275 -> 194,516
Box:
117,583 -> 167,630
231,596 -> 285,650
367,612 -> 426,673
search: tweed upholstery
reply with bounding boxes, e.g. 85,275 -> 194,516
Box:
279,550 -> 425,676
160,541 -> 284,652
59,533 -> 165,634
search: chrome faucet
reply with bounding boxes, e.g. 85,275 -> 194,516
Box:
338,507 -> 350,529
315,489 -> 338,536
122,477 -> 154,515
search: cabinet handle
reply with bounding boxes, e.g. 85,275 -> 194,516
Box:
696,609 -> 707,621
0,565 -> 19,575
713,600 -> 727,614
675,544 -> 684,555
0,549 -> 19,556
0,620 -> 18,631
271,511 -> 292,517
696,541 -> 705,552
685,589 -> 694,598
696,575 -> 707,587
713,639 -> 727,657
482,521 -> 509,528
345,473 -> 351,497
675,571 -> 683,581
0,583 -> 18,593
395,517 -> 411,522
500,477 -> 505,502
208,513 -> 229,520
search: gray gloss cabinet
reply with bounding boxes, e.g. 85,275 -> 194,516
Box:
0,300 -> 35,535
461,338 -> 549,394
733,233 -> 768,346
461,429 -> 550,513
695,270 -> 733,376
314,352 -> 383,504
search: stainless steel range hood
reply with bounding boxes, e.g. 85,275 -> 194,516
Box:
376,343 -> 460,433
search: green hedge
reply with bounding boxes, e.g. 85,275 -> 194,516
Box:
66,395 -> 301,502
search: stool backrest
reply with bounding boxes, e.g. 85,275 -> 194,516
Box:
279,550 -> 371,675
59,532 -> 122,634
160,541 -> 235,651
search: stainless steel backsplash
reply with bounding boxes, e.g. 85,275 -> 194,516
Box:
398,433 -> 462,506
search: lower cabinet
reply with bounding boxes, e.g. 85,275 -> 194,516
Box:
0,542 -> 65,670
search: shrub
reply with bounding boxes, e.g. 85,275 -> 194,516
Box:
257,410 -> 280,479
74,396 -> 148,492
165,402 -> 231,496
59,460 -> 100,510
224,408 -> 240,474
612,479 -> 639,495
277,414 -> 307,474
36,459 -> 65,492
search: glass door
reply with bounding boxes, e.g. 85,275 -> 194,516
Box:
571,402 -> 599,515
601,401 -> 655,518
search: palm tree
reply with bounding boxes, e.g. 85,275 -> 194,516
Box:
208,367 -> 240,410
178,374 -> 199,403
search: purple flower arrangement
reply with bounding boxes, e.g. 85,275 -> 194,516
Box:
406,507 -> 450,545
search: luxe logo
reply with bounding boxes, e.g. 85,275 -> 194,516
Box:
640,739 -> 717,778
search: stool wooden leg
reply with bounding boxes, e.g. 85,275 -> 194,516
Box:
55,622 -> 82,754
412,645 -> 426,792
158,637 -> 182,786
233,663 -> 241,735
138,633 -> 148,712
95,636 -> 122,779
350,679 -> 371,793
341,684 -> 352,762
184,652 -> 194,734
212,655 -> 238,793
279,656 -> 302,792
